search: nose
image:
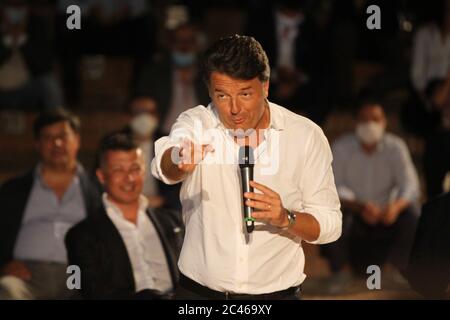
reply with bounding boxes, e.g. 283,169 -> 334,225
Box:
54,138 -> 63,147
230,98 -> 241,116
125,171 -> 135,182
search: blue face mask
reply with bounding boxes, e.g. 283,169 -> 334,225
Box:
172,51 -> 196,68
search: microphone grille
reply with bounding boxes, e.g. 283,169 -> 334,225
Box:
238,146 -> 254,167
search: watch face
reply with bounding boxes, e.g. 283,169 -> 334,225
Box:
288,211 -> 296,224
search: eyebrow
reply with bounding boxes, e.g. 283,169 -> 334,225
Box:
214,86 -> 253,92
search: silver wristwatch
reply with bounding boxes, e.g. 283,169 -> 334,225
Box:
280,210 -> 297,230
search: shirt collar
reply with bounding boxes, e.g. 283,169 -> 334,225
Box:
208,100 -> 285,131
275,10 -> 304,28
102,192 -> 149,222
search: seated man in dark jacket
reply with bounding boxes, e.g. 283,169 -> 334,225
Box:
406,192 -> 450,298
65,133 -> 184,300
0,108 -> 100,299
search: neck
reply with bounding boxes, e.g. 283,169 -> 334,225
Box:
41,161 -> 77,175
108,195 -> 139,224
361,143 -> 377,155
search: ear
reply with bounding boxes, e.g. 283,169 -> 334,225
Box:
263,81 -> 269,98
96,168 -> 105,186
74,133 -> 81,149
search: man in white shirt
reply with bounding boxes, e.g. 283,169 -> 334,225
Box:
151,35 -> 342,299
321,99 -> 420,291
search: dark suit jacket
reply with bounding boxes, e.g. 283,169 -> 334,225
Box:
0,15 -> 55,77
406,192 -> 450,298
65,204 -> 184,300
0,167 -> 100,267
246,6 -> 313,73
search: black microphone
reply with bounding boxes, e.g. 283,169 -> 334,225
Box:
239,146 -> 255,233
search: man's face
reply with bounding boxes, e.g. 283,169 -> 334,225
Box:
129,97 -> 158,118
36,121 -> 80,168
357,103 -> 386,127
97,149 -> 145,205
208,72 -> 269,131
172,25 -> 198,54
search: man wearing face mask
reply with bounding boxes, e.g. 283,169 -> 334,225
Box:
321,98 -> 420,291
134,22 -> 209,135
119,96 -> 180,210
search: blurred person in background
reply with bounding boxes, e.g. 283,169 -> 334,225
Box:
56,0 -> 157,105
411,0 -> 450,94
321,98 -> 420,293
0,0 -> 62,110
134,22 -> 209,135
421,76 -> 450,198
400,74 -> 450,199
119,95 -> 181,210
246,0 -> 334,124
0,108 -> 100,299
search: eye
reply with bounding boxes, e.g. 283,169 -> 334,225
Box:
130,165 -> 142,174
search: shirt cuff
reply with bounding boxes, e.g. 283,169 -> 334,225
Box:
301,207 -> 342,245
151,136 -> 183,185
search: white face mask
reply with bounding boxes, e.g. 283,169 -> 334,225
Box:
356,121 -> 385,145
130,114 -> 158,138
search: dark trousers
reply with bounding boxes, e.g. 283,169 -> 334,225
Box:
321,207 -> 419,275
175,274 -> 301,300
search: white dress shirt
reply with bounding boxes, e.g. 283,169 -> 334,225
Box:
103,194 -> 172,293
411,23 -> 450,91
151,101 -> 342,294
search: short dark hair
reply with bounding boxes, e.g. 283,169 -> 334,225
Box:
201,34 -> 270,85
33,108 -> 80,139
96,132 -> 138,168
355,89 -> 384,112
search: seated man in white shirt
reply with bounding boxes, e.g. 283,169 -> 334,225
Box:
151,34 -> 342,299
65,133 -> 184,299
321,98 -> 420,291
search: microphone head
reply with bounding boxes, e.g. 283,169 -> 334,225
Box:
238,146 -> 254,168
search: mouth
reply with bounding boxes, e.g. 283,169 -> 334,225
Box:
121,185 -> 135,192
232,117 -> 245,125
51,150 -> 67,157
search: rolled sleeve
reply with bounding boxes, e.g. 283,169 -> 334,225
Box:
151,136 -> 183,185
300,128 -> 342,245
151,111 -> 196,185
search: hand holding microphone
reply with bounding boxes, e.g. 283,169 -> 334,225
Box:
239,146 -> 255,233
239,146 -> 291,231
